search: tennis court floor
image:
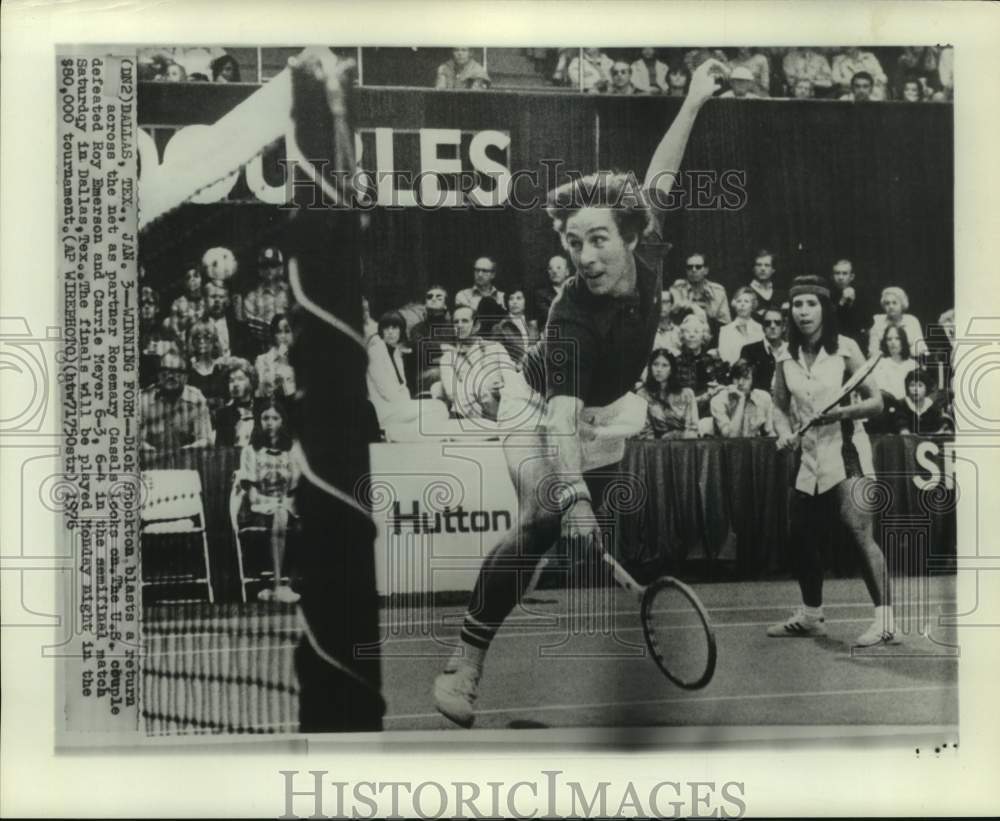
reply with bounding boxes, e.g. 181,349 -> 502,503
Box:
142,575 -> 958,735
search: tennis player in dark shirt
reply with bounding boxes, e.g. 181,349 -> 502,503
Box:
433,58 -> 729,727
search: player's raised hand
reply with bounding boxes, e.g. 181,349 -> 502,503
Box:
288,48 -> 355,115
687,58 -> 729,107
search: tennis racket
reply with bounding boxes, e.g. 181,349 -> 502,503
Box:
600,549 -> 717,690
795,353 -> 882,435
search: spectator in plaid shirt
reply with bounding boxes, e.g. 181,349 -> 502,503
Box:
140,352 -> 213,454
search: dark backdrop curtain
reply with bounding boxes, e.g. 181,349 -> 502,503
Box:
140,84 -> 952,327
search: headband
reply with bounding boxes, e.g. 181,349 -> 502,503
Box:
789,283 -> 830,300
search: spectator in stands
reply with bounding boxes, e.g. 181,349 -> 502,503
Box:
139,285 -> 161,336
361,296 -> 378,342
782,47 -> 833,96
936,46 -> 954,101
238,399 -> 301,603
203,278 -> 252,359
473,296 -> 528,365
831,258 -> 867,347
832,48 -> 887,100
900,78 -> 925,103
937,308 -> 956,352
792,78 -> 815,99
568,48 -> 614,93
238,246 -> 292,349
720,66 -> 760,99
550,48 -> 578,86
501,287 -> 538,359
636,349 -> 699,440
890,368 -> 951,435
871,325 -> 918,400
211,54 -> 241,83
665,63 -> 691,97
670,252 -> 731,334
684,48 -> 729,73
164,61 -> 187,83
367,311 -> 416,425
631,48 -> 670,94
456,256 -> 505,312
673,312 -> 727,416
868,286 -> 926,358
161,290 -> 197,343
409,285 -> 452,395
185,319 -> 229,412
728,47 -> 770,97
609,61 -> 641,94
213,358 -> 260,448
170,266 -> 206,326
739,307 -> 787,394
140,321 -> 184,389
651,290 -> 682,357
254,314 -> 297,400
840,71 -> 876,103
893,47 -> 940,100
719,287 -> 764,365
438,305 -> 516,422
139,352 -> 212,454
436,48 -> 490,90
710,359 -> 776,438
534,254 -> 571,324
747,248 -> 787,322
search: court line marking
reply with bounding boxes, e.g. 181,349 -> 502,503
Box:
384,684 -> 959,722
143,599 -> 954,641
141,614 -> 958,654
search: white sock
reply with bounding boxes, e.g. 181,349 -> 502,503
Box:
803,605 -> 824,620
875,605 -> 894,633
447,642 -> 487,672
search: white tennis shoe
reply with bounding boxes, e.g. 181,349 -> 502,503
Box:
433,663 -> 481,728
854,620 -> 901,647
766,607 -> 827,637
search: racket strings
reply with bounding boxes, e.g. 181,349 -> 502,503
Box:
643,580 -> 716,689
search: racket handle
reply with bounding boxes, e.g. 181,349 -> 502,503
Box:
601,551 -> 644,596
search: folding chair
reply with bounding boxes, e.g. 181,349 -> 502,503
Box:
140,469 -> 214,603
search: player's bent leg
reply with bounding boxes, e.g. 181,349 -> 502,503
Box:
838,478 -> 899,646
434,434 -> 562,727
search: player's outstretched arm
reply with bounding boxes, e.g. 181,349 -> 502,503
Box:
644,59 -> 728,203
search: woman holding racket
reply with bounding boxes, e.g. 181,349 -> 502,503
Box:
767,275 -> 897,646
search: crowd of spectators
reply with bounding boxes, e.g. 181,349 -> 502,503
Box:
138,45 -> 955,102
139,240 -> 956,457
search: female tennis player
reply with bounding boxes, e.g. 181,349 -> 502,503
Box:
767,275 -> 897,646
433,58 -> 729,727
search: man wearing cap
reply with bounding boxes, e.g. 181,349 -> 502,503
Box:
239,246 -> 294,350
455,256 -> 505,313
720,66 -> 760,98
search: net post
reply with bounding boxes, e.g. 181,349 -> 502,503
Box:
287,51 -> 384,732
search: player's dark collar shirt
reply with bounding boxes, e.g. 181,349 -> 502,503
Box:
523,238 -> 666,408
